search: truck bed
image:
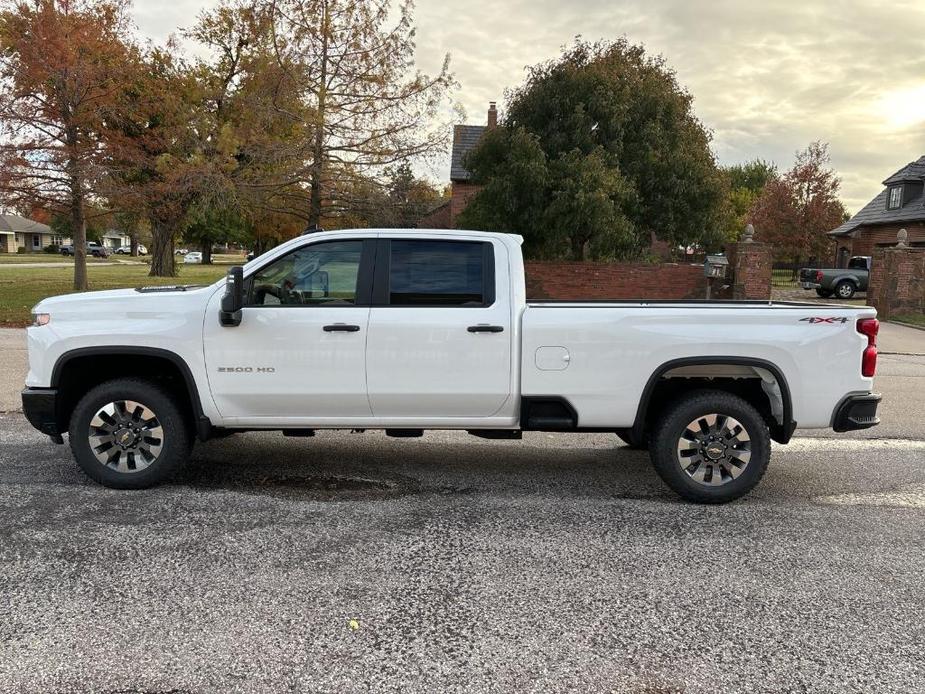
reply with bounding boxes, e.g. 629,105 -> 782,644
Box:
520,300 -> 875,429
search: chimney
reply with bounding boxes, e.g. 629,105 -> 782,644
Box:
487,101 -> 497,129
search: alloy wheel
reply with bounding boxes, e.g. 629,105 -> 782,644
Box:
675,413 -> 751,486
88,400 -> 164,473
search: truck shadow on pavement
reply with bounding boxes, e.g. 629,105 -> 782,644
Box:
174,431 -> 672,502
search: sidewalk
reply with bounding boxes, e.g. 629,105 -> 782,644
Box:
1,328 -> 26,412
880,321 -> 925,355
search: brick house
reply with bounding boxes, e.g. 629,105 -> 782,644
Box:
446,102 -> 497,227
828,156 -> 925,266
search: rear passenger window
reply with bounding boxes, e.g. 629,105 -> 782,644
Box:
388,240 -> 492,306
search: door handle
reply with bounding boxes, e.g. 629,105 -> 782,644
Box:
323,324 -> 361,332
467,324 -> 504,333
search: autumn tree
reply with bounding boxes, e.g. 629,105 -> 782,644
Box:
101,44 -> 208,276
459,38 -> 725,261
265,0 -> 456,225
749,142 -> 847,264
328,161 -> 446,228
380,162 -> 446,228
175,0 -> 313,263
0,0 -> 135,288
719,159 -> 777,242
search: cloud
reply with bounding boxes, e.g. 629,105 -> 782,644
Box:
132,0 -> 925,213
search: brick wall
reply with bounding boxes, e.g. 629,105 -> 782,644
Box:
726,241 -> 772,300
525,260 -> 707,300
868,246 -> 925,320
417,201 -> 451,229
843,223 -> 925,258
450,182 -> 482,227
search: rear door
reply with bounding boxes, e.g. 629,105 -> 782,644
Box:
365,237 -> 512,418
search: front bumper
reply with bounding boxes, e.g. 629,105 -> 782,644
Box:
832,393 -> 881,432
21,387 -> 60,436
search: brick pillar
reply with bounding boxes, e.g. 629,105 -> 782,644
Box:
727,240 -> 772,300
867,246 -> 925,320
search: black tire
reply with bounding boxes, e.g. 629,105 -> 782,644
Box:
815,288 -> 833,298
68,378 -> 191,489
834,280 -> 856,300
616,431 -> 648,450
649,390 -> 770,504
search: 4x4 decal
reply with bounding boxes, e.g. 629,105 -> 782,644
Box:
800,317 -> 850,324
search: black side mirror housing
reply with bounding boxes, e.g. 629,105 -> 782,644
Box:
219,266 -> 244,327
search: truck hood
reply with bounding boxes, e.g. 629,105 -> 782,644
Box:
34,283 -> 221,318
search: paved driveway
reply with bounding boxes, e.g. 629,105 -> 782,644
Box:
1,324 -> 923,693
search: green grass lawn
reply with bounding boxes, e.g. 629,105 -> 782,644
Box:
892,313 -> 925,328
212,253 -> 248,265
0,263 -> 228,326
771,268 -> 800,288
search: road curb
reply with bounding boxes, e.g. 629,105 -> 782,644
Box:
889,320 -> 925,332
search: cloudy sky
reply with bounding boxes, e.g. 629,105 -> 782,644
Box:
133,0 -> 925,213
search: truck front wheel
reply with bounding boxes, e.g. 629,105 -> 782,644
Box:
68,378 -> 191,489
650,391 -> 770,503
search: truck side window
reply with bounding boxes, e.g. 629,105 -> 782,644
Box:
388,240 -> 491,306
248,241 -> 363,306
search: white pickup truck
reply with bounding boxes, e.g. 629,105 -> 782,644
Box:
22,230 -> 882,503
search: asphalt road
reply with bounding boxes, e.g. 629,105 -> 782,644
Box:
1,324 -> 923,692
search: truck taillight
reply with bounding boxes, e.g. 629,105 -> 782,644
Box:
816,270 -> 824,283
857,318 -> 879,377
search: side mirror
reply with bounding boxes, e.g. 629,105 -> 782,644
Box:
219,266 -> 244,327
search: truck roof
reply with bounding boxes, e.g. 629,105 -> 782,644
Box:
323,228 -> 525,245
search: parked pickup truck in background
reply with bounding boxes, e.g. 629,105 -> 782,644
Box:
800,256 -> 871,300
22,230 -> 882,503
60,242 -> 111,258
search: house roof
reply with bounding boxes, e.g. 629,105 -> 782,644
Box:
883,155 -> 925,185
829,156 -> 925,237
450,125 -> 486,182
102,230 -> 128,239
0,213 -> 51,235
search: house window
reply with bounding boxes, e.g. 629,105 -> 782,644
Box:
888,186 -> 902,209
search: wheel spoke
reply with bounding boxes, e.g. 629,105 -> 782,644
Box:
677,413 -> 752,488
728,448 -> 751,464
87,399 -> 165,473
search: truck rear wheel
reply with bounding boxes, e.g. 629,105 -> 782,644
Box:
650,390 -> 770,503
68,378 -> 191,489
834,280 -> 856,300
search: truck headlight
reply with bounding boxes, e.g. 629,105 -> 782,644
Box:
32,312 -> 50,327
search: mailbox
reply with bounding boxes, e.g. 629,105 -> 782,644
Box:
704,254 -> 728,279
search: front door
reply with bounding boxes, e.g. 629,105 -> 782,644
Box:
365,237 -> 513,418
32,234 -> 41,251
204,238 -> 374,420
